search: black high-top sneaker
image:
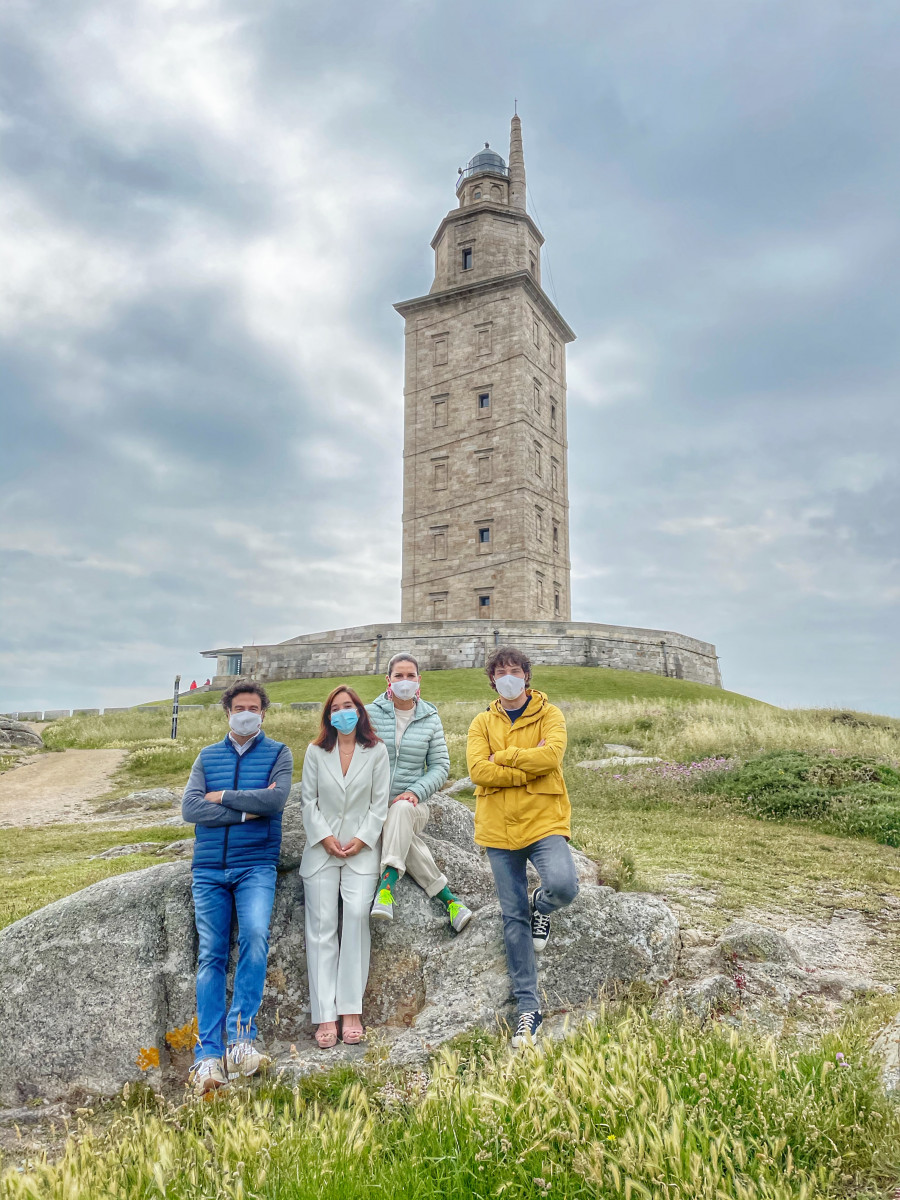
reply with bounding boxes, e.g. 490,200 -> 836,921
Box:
530,888 -> 552,952
511,1010 -> 544,1049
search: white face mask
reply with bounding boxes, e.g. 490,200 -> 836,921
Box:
495,674 -> 527,702
229,710 -> 262,736
390,679 -> 418,701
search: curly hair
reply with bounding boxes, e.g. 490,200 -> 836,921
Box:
484,645 -> 532,683
221,679 -> 270,712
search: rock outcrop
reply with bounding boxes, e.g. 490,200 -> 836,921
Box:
0,793 -> 679,1103
0,717 -> 43,750
667,918 -> 893,1031
96,788 -> 182,814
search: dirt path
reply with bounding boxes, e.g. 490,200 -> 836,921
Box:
0,750 -> 127,827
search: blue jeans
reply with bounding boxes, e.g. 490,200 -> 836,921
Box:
486,835 -> 579,1013
191,865 -> 277,1063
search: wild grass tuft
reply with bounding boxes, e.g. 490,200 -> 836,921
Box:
2,1009 -> 897,1198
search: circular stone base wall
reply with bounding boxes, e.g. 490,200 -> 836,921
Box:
208,619 -> 721,689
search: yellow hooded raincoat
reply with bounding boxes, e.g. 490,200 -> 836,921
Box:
466,690 -> 570,850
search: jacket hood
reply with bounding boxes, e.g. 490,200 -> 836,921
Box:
370,692 -> 438,720
487,689 -> 548,723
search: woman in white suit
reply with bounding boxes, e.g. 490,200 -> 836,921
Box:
300,685 -> 389,1048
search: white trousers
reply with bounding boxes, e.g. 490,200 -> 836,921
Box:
301,863 -> 379,1024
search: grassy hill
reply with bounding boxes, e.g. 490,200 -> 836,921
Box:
166,665 -> 763,708
30,685 -> 900,978
5,672 -> 900,1194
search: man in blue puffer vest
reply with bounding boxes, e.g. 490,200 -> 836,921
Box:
181,680 -> 293,1095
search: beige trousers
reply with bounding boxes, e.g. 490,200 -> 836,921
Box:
301,863 -> 379,1023
380,800 -> 448,898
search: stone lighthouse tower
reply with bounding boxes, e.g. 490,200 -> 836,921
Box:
201,116 -> 723,689
395,114 -> 576,623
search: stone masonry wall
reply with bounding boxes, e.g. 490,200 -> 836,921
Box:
398,275 -> 573,623
212,619 -> 722,690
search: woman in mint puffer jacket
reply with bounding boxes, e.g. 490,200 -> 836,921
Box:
365,653 -> 473,933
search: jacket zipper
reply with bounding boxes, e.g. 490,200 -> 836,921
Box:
221,750 -> 241,868
387,699 -> 423,798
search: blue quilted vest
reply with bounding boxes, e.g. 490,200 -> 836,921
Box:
191,733 -> 285,870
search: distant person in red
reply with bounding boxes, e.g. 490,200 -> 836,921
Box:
205,679 -> 211,687
190,680 -> 198,690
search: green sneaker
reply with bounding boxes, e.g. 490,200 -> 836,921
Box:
447,900 -> 473,933
371,887 -> 394,922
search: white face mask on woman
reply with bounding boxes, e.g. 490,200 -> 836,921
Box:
390,679 -> 419,701
494,674 -> 527,702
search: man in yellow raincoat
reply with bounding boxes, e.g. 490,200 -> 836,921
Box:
466,646 -> 579,1048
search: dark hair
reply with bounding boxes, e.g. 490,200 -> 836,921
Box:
386,652 -> 419,677
221,679 -> 270,713
312,685 -> 381,751
485,646 -> 532,685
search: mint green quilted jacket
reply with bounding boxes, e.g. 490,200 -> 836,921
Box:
365,693 -> 450,802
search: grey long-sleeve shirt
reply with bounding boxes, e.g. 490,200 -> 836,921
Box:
181,740 -> 294,826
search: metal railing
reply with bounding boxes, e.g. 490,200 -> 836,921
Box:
457,162 -> 509,184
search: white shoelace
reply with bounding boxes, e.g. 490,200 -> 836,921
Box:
516,1012 -> 539,1036
229,1041 -> 254,1065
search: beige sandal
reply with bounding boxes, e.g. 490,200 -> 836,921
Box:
341,1016 -> 365,1045
315,1022 -> 338,1049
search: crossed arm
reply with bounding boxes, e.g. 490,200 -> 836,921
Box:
466,707 -> 567,788
181,745 -> 294,826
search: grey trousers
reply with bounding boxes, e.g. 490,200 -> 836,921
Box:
380,800 -> 448,898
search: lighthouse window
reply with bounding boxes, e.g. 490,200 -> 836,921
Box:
478,527 -> 491,544
461,247 -> 473,270
473,189 -> 481,200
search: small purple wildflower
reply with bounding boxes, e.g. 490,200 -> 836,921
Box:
836,1052 -> 851,1068
609,756 -> 734,785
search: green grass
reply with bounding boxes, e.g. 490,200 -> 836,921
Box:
28,700 -> 900,959
568,777 -> 900,976
3,1008 -> 898,1198
6,684 -> 900,1194
700,749 -> 900,845
0,825 -> 190,930
163,665 -> 764,708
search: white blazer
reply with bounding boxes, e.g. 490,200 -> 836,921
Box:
299,741 -> 390,877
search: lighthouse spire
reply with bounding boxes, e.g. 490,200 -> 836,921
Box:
508,112 -> 526,212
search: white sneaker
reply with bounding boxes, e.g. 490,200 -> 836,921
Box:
226,1040 -> 266,1079
371,886 -> 395,921
190,1057 -> 228,1096
448,900 -> 473,932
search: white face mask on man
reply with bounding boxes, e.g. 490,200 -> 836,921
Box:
229,710 -> 263,737
494,674 -> 527,702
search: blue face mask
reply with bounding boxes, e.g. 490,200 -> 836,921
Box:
330,708 -> 359,734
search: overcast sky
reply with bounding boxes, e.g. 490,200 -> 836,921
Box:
1,0 -> 898,715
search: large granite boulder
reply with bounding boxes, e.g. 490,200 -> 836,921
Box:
0,717 -> 43,750
0,794 -> 679,1102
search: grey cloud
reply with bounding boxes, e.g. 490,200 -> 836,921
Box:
1,0 -> 899,714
